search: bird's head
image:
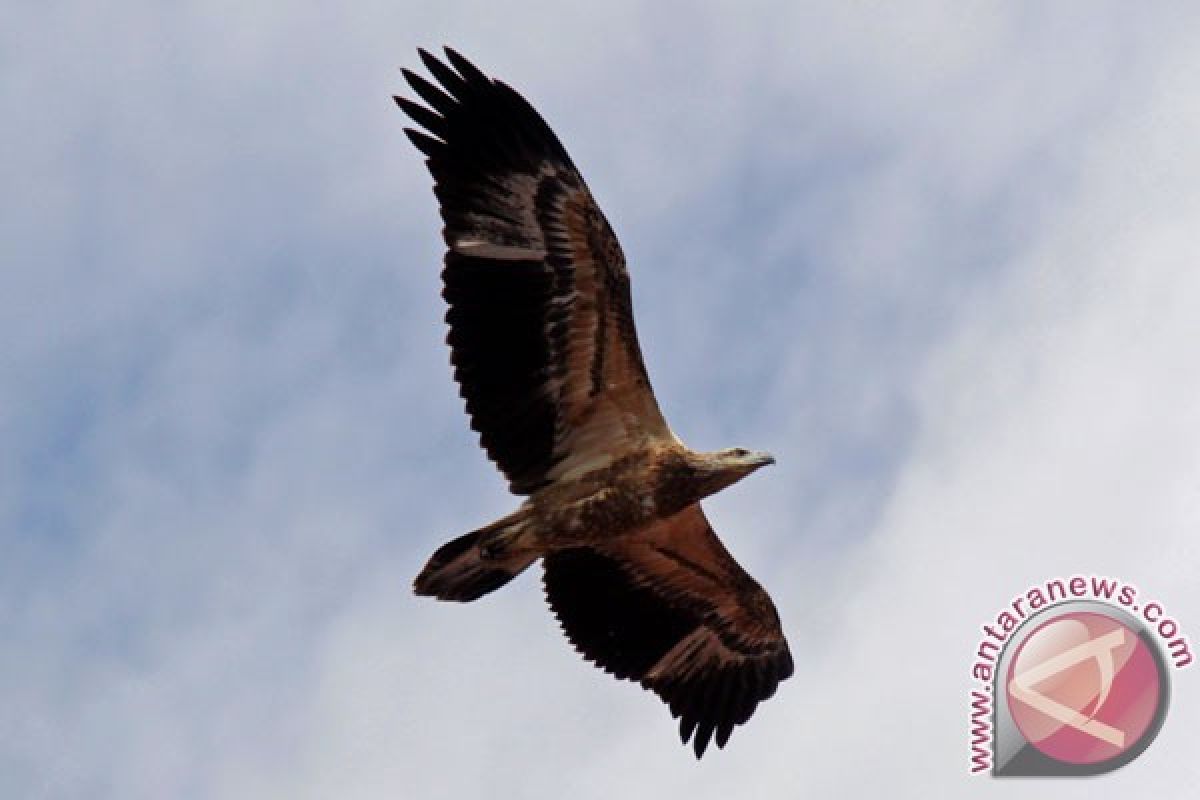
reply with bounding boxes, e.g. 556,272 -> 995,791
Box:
688,447 -> 776,496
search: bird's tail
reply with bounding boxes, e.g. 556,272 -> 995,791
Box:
413,512 -> 538,602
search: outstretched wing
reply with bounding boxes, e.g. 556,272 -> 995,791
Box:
397,48 -> 671,495
542,504 -> 793,758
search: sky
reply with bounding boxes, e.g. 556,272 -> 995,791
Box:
3,1 -> 1199,797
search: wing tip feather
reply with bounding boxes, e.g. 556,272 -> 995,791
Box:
403,127 -> 444,158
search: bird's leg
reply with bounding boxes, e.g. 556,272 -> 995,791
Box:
533,485 -> 649,550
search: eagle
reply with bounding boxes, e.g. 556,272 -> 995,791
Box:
397,48 -> 792,758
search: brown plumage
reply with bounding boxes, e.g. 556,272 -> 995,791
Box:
398,47 -> 792,758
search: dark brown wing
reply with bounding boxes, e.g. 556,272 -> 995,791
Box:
542,504 -> 792,758
397,48 -> 672,495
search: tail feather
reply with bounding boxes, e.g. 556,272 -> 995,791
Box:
414,519 -> 537,602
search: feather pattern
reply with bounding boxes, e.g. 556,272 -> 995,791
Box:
401,48 -> 791,760
543,505 -> 792,757
397,47 -> 670,495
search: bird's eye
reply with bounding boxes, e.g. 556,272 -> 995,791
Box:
731,448 -> 748,457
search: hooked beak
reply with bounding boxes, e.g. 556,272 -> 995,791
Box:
748,451 -> 776,469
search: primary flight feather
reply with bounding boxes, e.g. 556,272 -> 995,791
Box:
398,47 -> 792,758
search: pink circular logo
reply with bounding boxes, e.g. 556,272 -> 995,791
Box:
1006,611 -> 1162,765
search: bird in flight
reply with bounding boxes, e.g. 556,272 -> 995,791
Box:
397,47 -> 792,758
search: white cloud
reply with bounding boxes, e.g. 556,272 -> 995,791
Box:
3,2 -> 1200,798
